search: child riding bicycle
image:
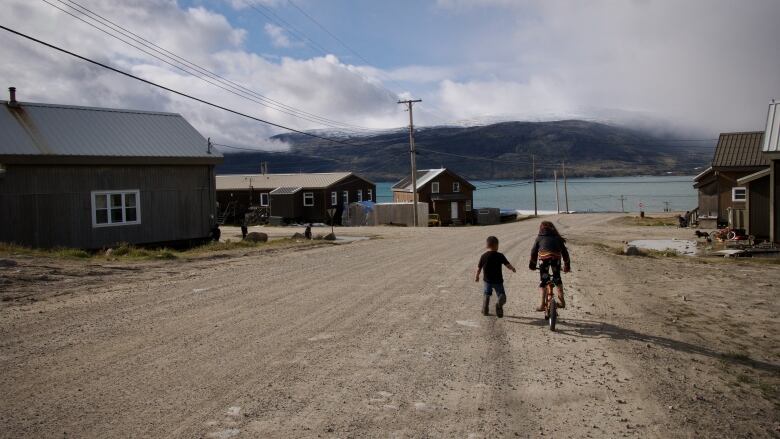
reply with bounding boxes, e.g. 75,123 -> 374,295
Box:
529,221 -> 571,311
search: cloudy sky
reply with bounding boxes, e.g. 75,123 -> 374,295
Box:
1,0 -> 779,149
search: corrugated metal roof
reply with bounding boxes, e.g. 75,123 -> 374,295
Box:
763,101 -> 780,153
270,186 -> 302,194
711,131 -> 769,168
216,172 -> 355,190
392,169 -> 446,192
0,100 -> 220,162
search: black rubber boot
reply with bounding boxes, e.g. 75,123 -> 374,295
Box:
556,287 -> 566,309
496,294 -> 506,318
482,296 -> 490,316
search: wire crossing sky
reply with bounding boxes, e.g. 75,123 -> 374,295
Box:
1,0 -> 778,151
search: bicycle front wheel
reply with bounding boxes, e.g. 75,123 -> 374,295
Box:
549,300 -> 557,331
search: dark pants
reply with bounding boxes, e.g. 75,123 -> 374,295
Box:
483,282 -> 506,302
539,258 -> 563,287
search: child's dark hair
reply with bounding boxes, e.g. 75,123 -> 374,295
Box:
539,221 -> 566,242
486,236 -> 499,247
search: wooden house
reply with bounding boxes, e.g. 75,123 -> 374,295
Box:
693,132 -> 769,229
759,100 -> 780,243
0,89 -> 222,249
215,172 -> 375,224
392,168 -> 476,225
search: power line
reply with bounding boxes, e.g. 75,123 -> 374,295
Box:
246,0 -> 332,56
44,0 -> 374,132
0,24 -> 375,149
285,0 -> 411,95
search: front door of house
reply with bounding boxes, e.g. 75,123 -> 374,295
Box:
451,202 -> 459,220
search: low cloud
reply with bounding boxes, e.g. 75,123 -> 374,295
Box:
0,0 -> 404,150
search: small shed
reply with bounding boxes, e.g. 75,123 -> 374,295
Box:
737,168 -> 771,242
392,168 -> 476,225
0,90 -> 222,249
269,187 -> 303,220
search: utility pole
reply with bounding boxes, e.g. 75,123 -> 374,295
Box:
562,160 -> 570,214
619,195 -> 626,213
532,155 -> 538,217
398,99 -> 422,226
554,169 -> 560,214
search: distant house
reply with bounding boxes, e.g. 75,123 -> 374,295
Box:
215,172 -> 375,224
759,100 -> 780,244
0,89 -> 222,249
693,132 -> 769,229
392,168 -> 476,225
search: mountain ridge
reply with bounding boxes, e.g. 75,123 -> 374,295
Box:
218,120 -> 714,181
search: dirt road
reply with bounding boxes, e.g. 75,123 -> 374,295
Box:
1,214 -> 778,438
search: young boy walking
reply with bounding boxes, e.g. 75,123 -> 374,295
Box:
475,236 -> 516,317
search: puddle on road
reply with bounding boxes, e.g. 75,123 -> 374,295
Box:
628,239 -> 699,256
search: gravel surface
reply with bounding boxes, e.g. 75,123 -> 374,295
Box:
0,214 -> 778,438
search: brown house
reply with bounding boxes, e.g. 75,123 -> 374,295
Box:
392,168 -> 475,225
693,132 -> 769,229
215,172 -> 375,224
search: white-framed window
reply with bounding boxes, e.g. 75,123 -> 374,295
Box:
431,181 -> 440,193
356,189 -> 363,202
260,193 -> 269,207
343,190 -> 349,204
331,191 -> 338,206
91,190 -> 140,227
453,182 -> 461,192
303,192 -> 314,207
465,200 -> 472,211
367,189 -> 373,201
732,187 -> 747,202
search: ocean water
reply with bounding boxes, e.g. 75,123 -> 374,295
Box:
375,175 -> 697,213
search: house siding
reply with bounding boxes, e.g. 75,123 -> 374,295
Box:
747,174 -> 771,241
0,164 -> 216,248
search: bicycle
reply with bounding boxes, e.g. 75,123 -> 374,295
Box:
532,262 -> 561,331
541,275 -> 558,331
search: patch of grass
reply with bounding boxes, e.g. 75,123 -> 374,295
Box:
109,243 -> 178,260
642,248 -> 680,258
610,215 -> 679,227
0,243 -> 92,259
0,238 -> 316,262
52,248 -> 91,258
580,240 -> 625,255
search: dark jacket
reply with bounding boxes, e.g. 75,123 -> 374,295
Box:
529,230 -> 570,268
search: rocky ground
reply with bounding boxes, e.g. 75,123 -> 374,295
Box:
0,214 -> 777,438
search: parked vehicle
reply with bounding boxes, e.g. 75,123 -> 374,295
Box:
428,214 -> 441,227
